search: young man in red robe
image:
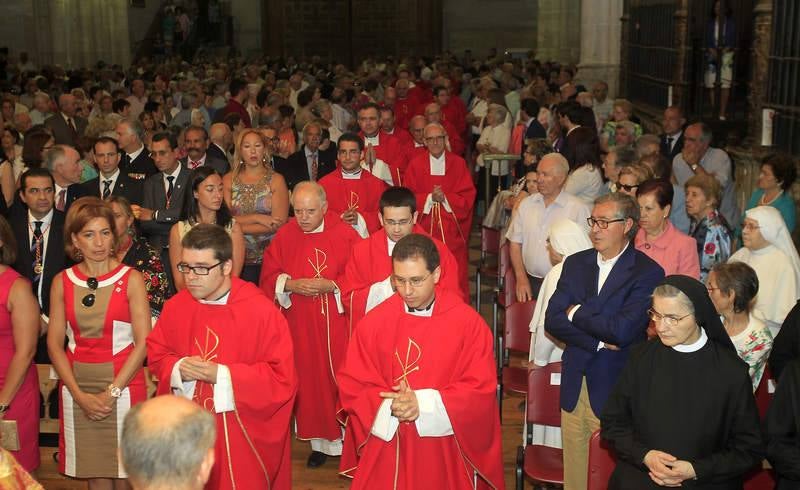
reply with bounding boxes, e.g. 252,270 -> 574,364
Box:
357,102 -> 407,186
340,186 -> 464,330
260,181 -> 362,469
404,122 -> 476,298
147,224 -> 297,490
319,133 -> 388,238
435,83 -> 468,135
338,234 -> 504,489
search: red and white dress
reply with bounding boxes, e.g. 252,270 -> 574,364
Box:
58,264 -> 146,478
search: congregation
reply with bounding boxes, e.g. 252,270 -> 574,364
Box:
0,43 -> 798,490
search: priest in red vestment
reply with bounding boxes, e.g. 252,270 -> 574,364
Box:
405,115 -> 429,163
424,102 -> 465,156
259,181 -> 362,468
404,123 -> 476,298
338,234 -> 504,489
319,133 -> 388,238
357,103 -> 407,186
380,106 -> 413,149
147,224 -> 297,490
393,79 -> 419,134
340,186 -> 464,330
435,83 -> 468,135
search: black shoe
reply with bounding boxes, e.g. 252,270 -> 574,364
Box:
307,451 -> 328,468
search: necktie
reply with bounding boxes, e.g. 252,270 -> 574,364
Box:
56,189 -> 66,211
667,136 -> 674,150
166,176 -> 175,207
190,160 -> 200,169
67,117 -> 77,136
310,153 -> 319,180
122,153 -> 131,169
31,221 -> 43,286
102,180 -> 112,199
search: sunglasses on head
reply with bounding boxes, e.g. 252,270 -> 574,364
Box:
82,277 -> 98,307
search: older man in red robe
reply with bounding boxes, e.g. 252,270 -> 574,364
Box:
260,181 -> 362,469
424,102 -> 465,156
404,123 -> 476,298
148,224 -> 297,490
340,186 -> 463,330
393,78 -> 419,133
338,234 -> 504,489
357,102 -> 407,186
319,133 -> 388,238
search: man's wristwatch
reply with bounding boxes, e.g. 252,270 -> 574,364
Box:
107,384 -> 122,398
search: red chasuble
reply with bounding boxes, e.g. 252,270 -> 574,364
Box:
442,96 -> 468,134
442,119 -> 465,156
319,169 -> 389,236
147,278 -> 297,490
338,291 -> 504,489
393,98 -> 419,136
259,213 -> 362,441
339,225 -> 465,330
404,151 -> 476,297
358,131 -> 409,186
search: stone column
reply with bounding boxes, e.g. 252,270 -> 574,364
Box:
230,0 -> 262,57
672,0 -> 689,110
576,0 -> 624,98
536,0 -> 581,64
748,0 -> 773,148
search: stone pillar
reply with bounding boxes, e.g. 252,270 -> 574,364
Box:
672,0 -> 690,110
576,0 -> 623,98
229,0 -> 262,57
536,0 -> 581,64
749,0 -> 773,148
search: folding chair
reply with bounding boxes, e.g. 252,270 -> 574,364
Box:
475,226 -> 500,311
587,430 -> 616,490
497,300 -> 535,418
515,363 -> 563,490
492,248 -> 515,354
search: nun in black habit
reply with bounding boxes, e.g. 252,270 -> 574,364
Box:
601,275 -> 765,489
766,337 -> 800,489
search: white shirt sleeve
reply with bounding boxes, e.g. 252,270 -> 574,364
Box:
567,304 -> 581,322
275,273 -> 292,308
213,364 -> 235,413
366,276 -> 394,313
352,212 -> 370,239
371,398 -> 401,441
170,357 -> 196,399
331,282 -> 344,314
414,389 -> 454,437
422,194 -> 453,215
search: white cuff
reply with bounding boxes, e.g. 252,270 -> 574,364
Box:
213,364 -> 235,413
422,194 -> 452,215
567,304 -> 581,322
352,212 -> 370,239
373,158 -> 395,186
596,341 -> 604,352
441,196 -> 453,213
331,283 -> 344,314
371,398 -> 400,441
170,358 -> 197,399
365,276 -> 394,313
414,389 -> 454,437
275,273 -> 292,308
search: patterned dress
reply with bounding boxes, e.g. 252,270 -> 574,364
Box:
58,264 -> 146,478
689,209 -> 732,282
230,171 -> 274,266
728,314 -> 774,392
121,236 -> 168,314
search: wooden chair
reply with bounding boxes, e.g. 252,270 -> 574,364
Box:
587,430 -> 616,490
475,226 -> 500,311
516,363 -> 563,490
497,300 -> 535,418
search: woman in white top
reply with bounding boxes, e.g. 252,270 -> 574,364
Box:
728,206 -> 800,336
476,104 -> 512,176
563,126 -> 605,205
528,218 -> 592,448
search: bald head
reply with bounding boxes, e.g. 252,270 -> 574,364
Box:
396,79 -> 410,97
424,103 -> 442,123
536,153 -> 570,199
58,93 -> 76,117
209,122 -> 232,151
121,396 -> 216,490
293,181 -> 328,232
409,115 -> 427,144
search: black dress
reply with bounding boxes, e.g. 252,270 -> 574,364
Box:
601,336 -> 764,489
766,359 -> 800,489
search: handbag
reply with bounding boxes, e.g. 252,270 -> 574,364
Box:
0,421 -> 19,452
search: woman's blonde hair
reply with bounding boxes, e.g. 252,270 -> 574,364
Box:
231,129 -> 272,177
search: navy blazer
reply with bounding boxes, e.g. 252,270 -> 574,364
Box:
545,244 -> 664,415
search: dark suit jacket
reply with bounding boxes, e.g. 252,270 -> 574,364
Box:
44,113 -> 87,147
544,245 -> 664,415
82,171 -> 144,205
274,145 -> 337,191
141,165 -> 191,250
206,142 -> 229,162
180,154 -> 230,175
59,183 -> 88,213
123,150 -> 159,181
660,131 -> 685,162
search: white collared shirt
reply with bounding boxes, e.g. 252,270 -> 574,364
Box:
341,169 -> 363,180
596,242 -> 629,294
364,133 -> 380,146
99,168 -> 121,195
27,208 -> 54,305
162,165 -> 182,196
187,153 -> 207,169
127,144 -> 145,163
305,146 -> 319,178
429,152 -> 446,176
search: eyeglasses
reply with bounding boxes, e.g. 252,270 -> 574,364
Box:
618,183 -> 639,192
177,262 -> 224,276
82,277 -> 98,308
384,218 -> 412,227
393,272 -> 432,288
647,308 -> 692,327
424,135 -> 446,143
587,217 -> 626,229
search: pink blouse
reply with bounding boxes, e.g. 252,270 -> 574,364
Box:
635,220 -> 701,278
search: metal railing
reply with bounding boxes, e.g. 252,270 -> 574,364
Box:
766,0 -> 800,155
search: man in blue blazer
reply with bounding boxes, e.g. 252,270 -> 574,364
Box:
545,192 -> 664,490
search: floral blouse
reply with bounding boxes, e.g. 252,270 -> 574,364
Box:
689,209 -> 732,282
122,235 -> 169,314
728,314 -> 774,391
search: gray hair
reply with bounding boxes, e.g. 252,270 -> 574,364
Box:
693,122 -> 713,144
43,145 -> 68,172
121,402 -> 216,487
652,283 -> 695,315
293,180 -> 327,205
610,145 -> 638,168
594,192 -> 640,240
119,118 -> 145,143
487,103 -> 508,123
540,152 -> 570,176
